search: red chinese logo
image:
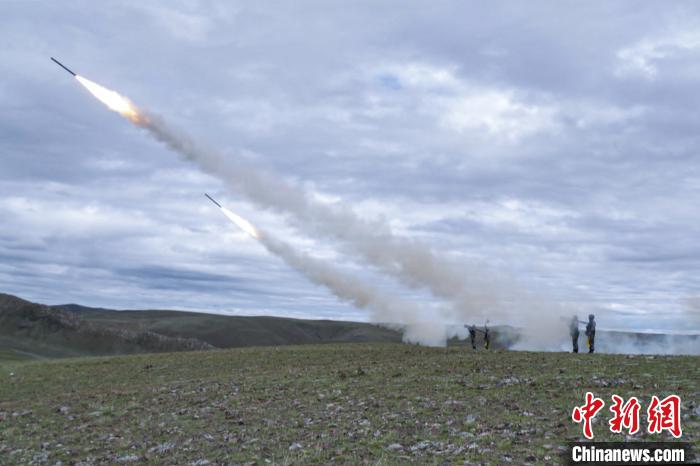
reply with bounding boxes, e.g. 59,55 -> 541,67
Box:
572,391 -> 605,439
572,393 -> 682,439
647,395 -> 682,438
609,395 -> 641,435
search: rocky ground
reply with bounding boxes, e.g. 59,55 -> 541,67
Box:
1,344 -> 698,464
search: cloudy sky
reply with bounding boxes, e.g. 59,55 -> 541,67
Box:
2,1 -> 699,331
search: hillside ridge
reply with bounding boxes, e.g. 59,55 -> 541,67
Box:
0,293 -> 401,360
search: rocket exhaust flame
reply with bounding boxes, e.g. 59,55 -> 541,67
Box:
75,76 -> 144,123
205,193 -> 258,238
205,194 -> 259,238
50,60 -> 143,123
220,207 -> 260,239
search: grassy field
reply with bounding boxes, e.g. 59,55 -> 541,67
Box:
1,344 -> 698,465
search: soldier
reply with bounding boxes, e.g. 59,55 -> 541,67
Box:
585,314 -> 596,353
570,315 -> 580,353
468,324 -> 477,349
483,321 -> 491,350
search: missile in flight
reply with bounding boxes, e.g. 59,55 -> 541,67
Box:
205,193 -> 222,208
49,56 -> 142,122
204,193 -> 259,239
50,57 -> 76,77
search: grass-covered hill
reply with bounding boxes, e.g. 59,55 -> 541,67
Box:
3,293 -> 697,363
0,293 -> 401,361
1,344 -> 698,464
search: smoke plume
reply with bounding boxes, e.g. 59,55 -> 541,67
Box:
136,113 -> 572,346
257,230 -> 448,346
683,296 -> 700,325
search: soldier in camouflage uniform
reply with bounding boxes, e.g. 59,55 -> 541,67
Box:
468,324 -> 477,349
483,322 -> 491,350
585,314 -> 596,353
570,315 -> 580,353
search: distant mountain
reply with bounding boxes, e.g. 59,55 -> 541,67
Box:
0,293 -> 401,361
0,294 -> 213,360
5,293 -> 693,361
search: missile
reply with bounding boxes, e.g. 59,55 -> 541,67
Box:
50,57 -> 76,77
204,194 -> 260,238
204,193 -> 222,208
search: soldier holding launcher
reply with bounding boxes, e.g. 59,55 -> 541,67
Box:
464,323 -> 490,350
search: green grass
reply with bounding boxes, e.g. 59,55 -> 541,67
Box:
0,348 -> 37,363
0,344 -> 698,464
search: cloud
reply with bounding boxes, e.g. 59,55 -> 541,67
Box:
370,62 -> 557,142
616,28 -> 700,78
1,1 -> 699,336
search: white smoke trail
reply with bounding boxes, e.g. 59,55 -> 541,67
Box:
261,234 -> 449,346
133,113 -> 575,346
216,208 -> 448,345
68,74 -> 488,346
